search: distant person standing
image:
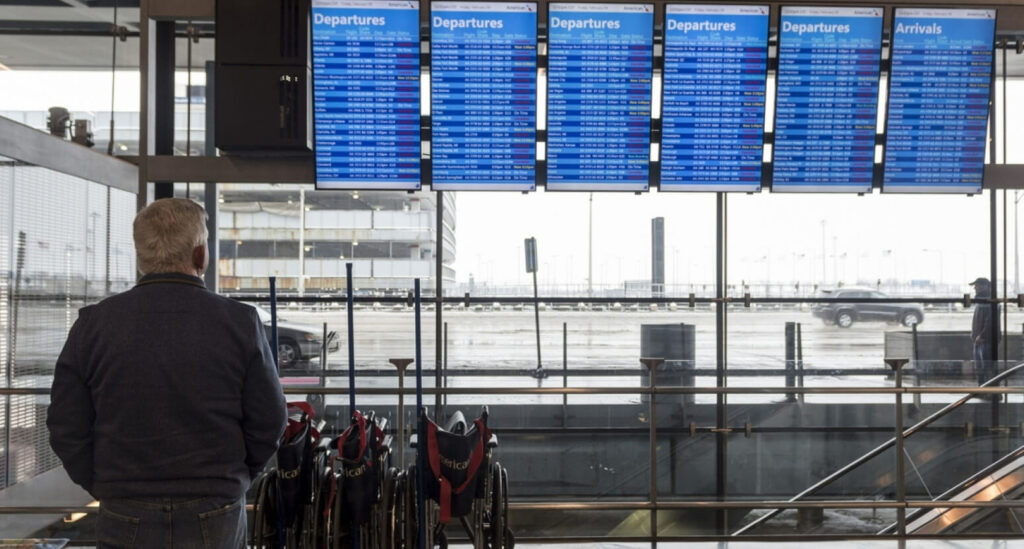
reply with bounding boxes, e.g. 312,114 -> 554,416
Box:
47,198 -> 287,548
970,277 -> 1000,387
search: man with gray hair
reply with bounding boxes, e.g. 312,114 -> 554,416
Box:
48,198 -> 287,548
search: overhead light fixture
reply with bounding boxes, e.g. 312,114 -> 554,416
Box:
118,144 -> 128,151
352,191 -> 359,200
304,246 -> 312,252
352,241 -> 359,247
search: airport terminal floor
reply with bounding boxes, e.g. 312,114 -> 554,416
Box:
3,0 -> 1024,547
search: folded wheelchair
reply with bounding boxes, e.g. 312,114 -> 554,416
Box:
393,407 -> 513,549
314,410 -> 397,548
251,402 -> 325,548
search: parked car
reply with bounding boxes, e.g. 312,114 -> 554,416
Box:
812,288 -> 924,329
251,305 -> 340,368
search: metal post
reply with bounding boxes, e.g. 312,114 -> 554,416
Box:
414,279 -> 425,549
104,187 -> 111,296
443,321 -> 448,413
435,192 -> 444,414
562,322 -> 568,426
299,188 -> 305,297
641,357 -> 664,546
203,61 -> 218,293
153,20 -> 174,200
321,322 -> 328,376
532,268 -> 545,379
884,358 -> 909,536
346,263 -> 356,414
389,358 -> 414,468
785,322 -> 796,402
796,323 -> 805,403
715,192 -> 728,533
269,276 -> 279,372
911,323 -> 921,410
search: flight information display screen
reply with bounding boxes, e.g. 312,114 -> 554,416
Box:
661,4 -> 769,192
431,1 -> 538,191
883,8 -> 995,193
312,0 -> 421,190
772,6 -> 883,192
546,3 -> 654,191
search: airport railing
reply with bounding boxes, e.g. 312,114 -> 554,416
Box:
0,376 -> 1022,545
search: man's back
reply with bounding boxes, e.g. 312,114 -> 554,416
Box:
48,273 -> 287,501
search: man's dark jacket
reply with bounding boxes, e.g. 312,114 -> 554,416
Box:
971,287 -> 1000,346
47,272 -> 287,500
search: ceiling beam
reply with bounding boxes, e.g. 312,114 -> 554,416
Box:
0,116 -> 137,193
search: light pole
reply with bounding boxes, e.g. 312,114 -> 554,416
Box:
820,219 -> 827,284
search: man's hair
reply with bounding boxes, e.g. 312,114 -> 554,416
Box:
133,198 -> 209,275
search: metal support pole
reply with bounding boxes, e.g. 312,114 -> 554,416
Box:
533,269 -> 543,377
443,321 -> 448,413
299,189 -> 305,297
911,323 -> 921,410
641,357 -> 664,546
389,358 -> 414,468
715,192 -> 728,533
270,277 -> 279,373
203,61 -> 218,293
885,358 -> 909,536
435,192 -> 444,414
104,187 -> 111,296
346,263 -> 356,414
153,20 -> 174,200
785,322 -> 796,402
796,323 -> 804,404
562,322 -> 568,426
321,322 -> 328,375
414,279 -> 425,549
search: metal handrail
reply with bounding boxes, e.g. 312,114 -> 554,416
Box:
6,499 -> 1024,516
228,293 -> 984,305
877,444 -> 1024,534
3,385 -> 1022,396
732,361 -> 1024,536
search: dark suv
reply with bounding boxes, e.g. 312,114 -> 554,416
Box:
812,288 -> 924,328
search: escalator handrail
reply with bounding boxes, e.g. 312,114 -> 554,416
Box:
732,361 -> 1024,537
876,443 -> 1024,534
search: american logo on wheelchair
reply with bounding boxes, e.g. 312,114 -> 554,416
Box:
440,455 -> 472,471
343,462 -> 369,478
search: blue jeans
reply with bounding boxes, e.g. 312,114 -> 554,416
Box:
974,342 -> 996,386
97,496 -> 246,549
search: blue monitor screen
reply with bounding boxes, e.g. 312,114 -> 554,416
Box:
883,8 -> 995,194
430,1 -> 538,191
312,0 -> 422,190
661,4 -> 769,192
772,6 -> 883,192
546,3 -> 654,191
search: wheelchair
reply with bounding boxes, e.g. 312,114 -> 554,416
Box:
314,410 -> 398,549
393,407 -> 513,549
251,402 -> 326,548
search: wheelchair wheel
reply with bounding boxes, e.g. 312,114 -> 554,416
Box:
311,464 -> 333,548
487,463 -> 507,549
500,466 -> 513,548
251,471 -> 278,549
381,467 -> 399,548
